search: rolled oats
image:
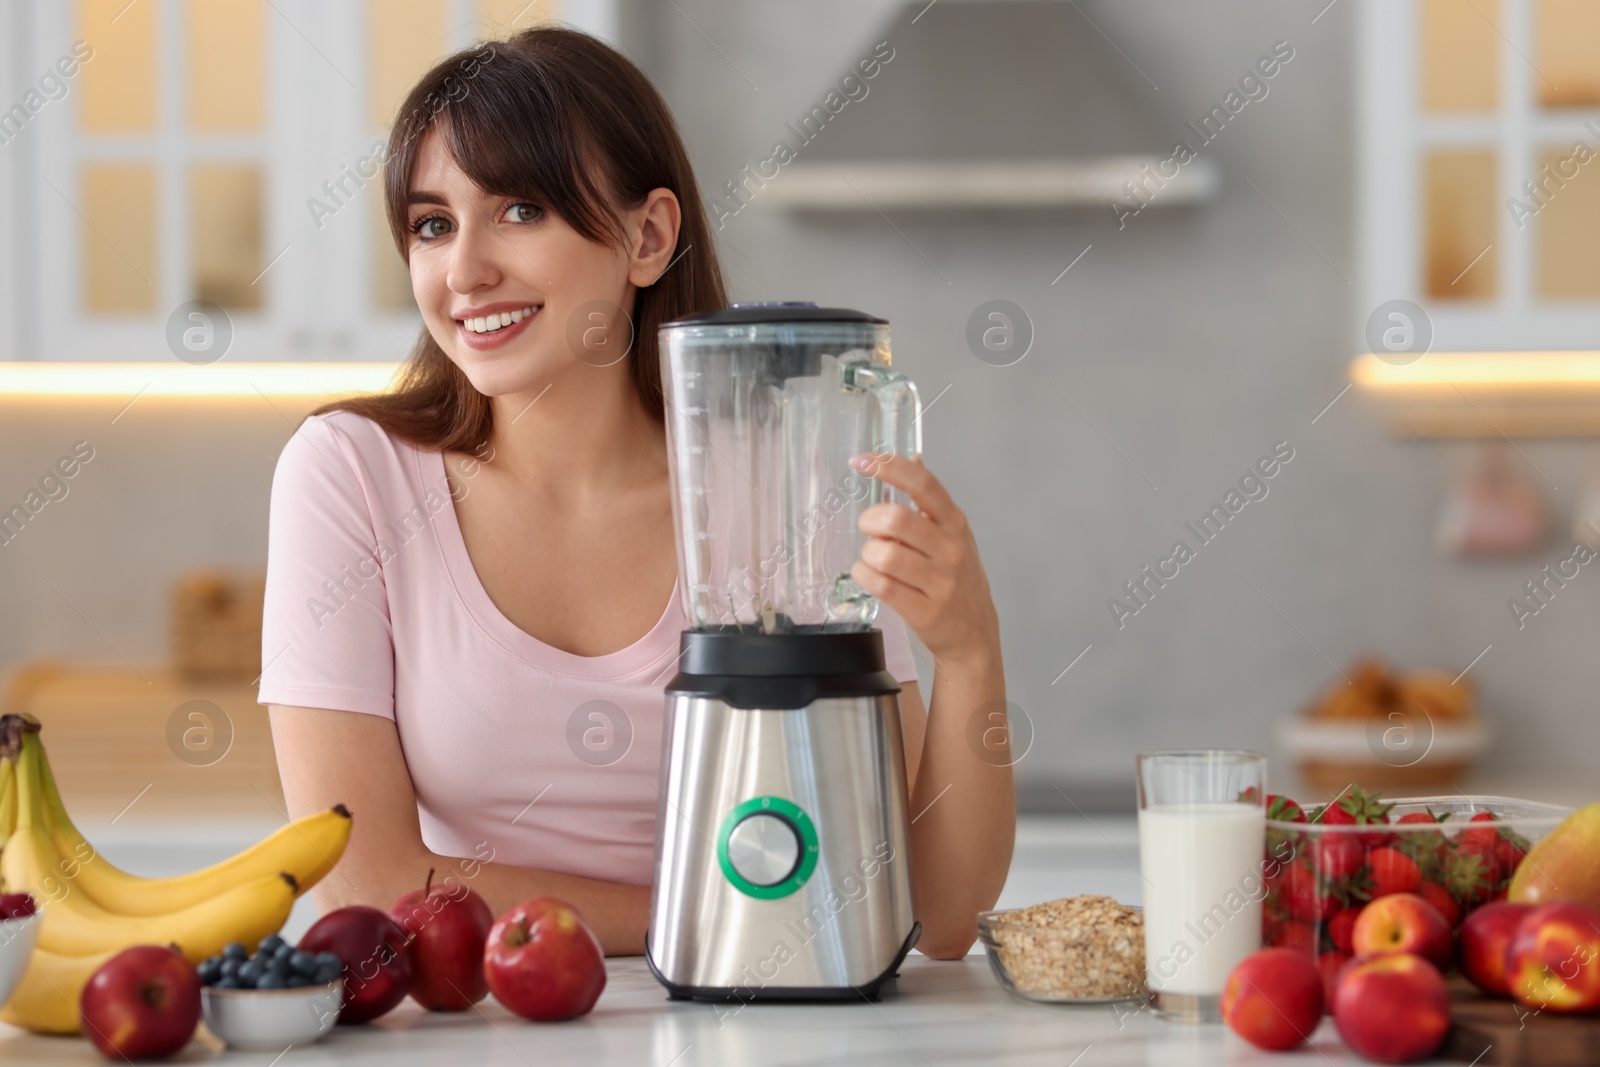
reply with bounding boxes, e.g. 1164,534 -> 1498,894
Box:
983,895 -> 1146,1000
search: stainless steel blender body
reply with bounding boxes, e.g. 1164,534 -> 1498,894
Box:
647,681 -> 918,998
646,305 -> 923,1000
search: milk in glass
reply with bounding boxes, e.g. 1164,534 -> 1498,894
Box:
1138,802 -> 1266,995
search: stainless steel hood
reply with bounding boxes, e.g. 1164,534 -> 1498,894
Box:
762,0 -> 1218,212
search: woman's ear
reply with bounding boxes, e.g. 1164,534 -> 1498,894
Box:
627,188 -> 682,288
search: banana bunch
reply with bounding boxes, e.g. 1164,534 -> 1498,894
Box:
0,713 -> 353,1035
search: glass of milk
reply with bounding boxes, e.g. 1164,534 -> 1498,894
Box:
1136,750 -> 1267,1022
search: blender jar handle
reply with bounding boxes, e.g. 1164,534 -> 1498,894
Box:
842,363 -> 923,510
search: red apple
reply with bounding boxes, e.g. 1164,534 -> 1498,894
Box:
390,869 -> 495,1011
1458,901 -> 1533,997
299,905 -> 414,1024
1333,953 -> 1450,1064
78,945 -> 200,1061
1506,900 -> 1600,1013
1221,947 -> 1323,1050
1351,892 -> 1452,970
0,892 -> 36,920
484,897 -> 606,1021
1317,950 -> 1352,1014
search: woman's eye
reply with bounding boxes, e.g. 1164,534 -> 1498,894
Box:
410,215 -> 450,240
508,202 -> 543,223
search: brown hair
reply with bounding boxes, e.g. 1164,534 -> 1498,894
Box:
308,26 -> 727,453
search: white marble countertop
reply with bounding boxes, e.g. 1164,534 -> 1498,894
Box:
1,952 -> 1417,1066
5,790 -> 1581,1066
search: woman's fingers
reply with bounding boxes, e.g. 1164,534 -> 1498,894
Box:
857,501 -> 942,561
851,452 -> 961,529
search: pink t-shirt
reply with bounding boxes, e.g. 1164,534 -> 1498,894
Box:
257,410 -> 920,886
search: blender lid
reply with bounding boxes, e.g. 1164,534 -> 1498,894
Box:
663,301 -> 887,328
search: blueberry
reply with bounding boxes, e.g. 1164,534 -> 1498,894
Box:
255,972 -> 287,990
314,952 -> 342,970
275,942 -> 295,961
238,959 -> 263,983
313,962 -> 342,984
219,959 -> 241,979
267,956 -> 290,978
286,973 -> 313,988
215,976 -> 242,989
223,942 -> 248,961
289,951 -> 317,975
197,958 -> 223,983
258,934 -> 286,957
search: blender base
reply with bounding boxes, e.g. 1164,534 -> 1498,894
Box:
643,922 -> 921,1003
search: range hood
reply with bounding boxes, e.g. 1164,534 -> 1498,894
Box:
761,0 -> 1218,212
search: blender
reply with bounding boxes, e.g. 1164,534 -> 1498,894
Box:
645,302 -> 924,1001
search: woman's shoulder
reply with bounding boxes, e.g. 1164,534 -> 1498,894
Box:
273,407 -> 435,507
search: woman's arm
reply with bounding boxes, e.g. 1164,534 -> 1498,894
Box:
267,704 -> 652,956
850,452 -> 1015,960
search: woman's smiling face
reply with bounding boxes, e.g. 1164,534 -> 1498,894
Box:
404,124 -> 648,398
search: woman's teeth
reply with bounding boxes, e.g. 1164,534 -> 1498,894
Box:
461,306 -> 536,334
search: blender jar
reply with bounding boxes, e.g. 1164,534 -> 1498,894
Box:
659,302 -> 922,634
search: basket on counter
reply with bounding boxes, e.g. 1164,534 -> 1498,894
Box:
170,568 -> 265,682
1279,657 -> 1489,794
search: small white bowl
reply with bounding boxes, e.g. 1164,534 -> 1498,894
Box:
0,912 -> 43,1010
201,978 -> 343,1050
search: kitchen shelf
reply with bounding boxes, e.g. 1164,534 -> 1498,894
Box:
763,158 -> 1220,211
1352,351 -> 1600,437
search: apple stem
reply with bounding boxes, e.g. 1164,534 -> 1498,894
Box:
425,867 -> 435,895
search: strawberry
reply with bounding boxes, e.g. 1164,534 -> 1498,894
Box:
1366,847 -> 1422,898
1494,837 -> 1526,881
1282,864 -> 1339,923
1266,794 -> 1307,823
1393,810 -> 1451,878
1459,811 -> 1501,852
1318,950 -> 1353,1014
1416,880 -> 1459,928
1313,835 -> 1366,881
1268,918 -> 1318,955
1327,906 -> 1362,953
1443,847 -> 1500,907
1316,784 -> 1395,847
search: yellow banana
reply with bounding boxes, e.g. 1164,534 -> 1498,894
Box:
0,943 -> 117,1035
30,729 -> 351,916
4,740 -> 298,960
0,755 -> 15,854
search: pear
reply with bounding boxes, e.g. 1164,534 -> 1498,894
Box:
1508,802 -> 1600,909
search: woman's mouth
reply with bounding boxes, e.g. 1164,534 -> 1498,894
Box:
456,305 -> 539,349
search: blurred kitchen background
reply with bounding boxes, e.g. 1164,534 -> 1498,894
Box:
2,0 -> 1599,923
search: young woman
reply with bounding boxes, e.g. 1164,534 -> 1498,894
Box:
261,26 -> 1013,960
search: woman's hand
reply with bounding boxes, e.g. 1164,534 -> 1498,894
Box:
848,451 -> 1000,668
849,450 -> 1013,958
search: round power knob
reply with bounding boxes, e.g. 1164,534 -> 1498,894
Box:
724,812 -> 802,888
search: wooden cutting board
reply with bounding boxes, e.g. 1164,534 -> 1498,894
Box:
1444,975 -> 1600,1065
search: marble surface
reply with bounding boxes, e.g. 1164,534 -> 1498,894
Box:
1,951 -> 1392,1066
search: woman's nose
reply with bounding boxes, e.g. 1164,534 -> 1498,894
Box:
445,217 -> 503,294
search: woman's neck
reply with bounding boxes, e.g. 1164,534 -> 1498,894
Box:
483,360 -> 665,502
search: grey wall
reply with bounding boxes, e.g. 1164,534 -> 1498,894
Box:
630,0 -> 1600,792
3,1 -> 1597,807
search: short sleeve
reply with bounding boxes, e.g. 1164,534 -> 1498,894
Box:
257,414 -> 396,718
875,600 -> 922,686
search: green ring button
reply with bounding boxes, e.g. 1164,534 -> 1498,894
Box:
716,796 -> 819,899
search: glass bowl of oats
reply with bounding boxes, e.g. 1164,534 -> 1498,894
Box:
977,894 -> 1147,1004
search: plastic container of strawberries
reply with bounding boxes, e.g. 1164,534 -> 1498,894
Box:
1262,793 -> 1573,957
